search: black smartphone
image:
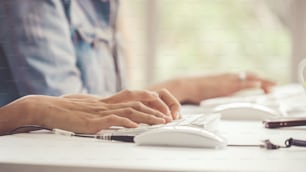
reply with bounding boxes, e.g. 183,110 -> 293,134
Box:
263,118 -> 306,128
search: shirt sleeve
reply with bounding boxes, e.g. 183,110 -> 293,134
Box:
0,0 -> 87,96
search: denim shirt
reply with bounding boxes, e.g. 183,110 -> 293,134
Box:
0,0 -> 125,106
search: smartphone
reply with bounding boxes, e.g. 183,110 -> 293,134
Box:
263,117 -> 306,128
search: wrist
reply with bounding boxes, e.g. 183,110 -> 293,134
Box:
0,96 -> 39,133
180,76 -> 218,104
16,96 -> 43,126
24,97 -> 41,124
180,77 -> 202,103
169,78 -> 188,103
148,78 -> 184,102
164,77 -> 199,103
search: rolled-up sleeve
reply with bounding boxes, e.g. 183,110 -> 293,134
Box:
0,0 -> 86,96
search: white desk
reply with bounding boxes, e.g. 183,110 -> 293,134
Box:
1,84 -> 306,172
1,120 -> 306,172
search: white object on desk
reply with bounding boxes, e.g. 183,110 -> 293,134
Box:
99,113 -> 221,136
201,84 -> 306,119
134,126 -> 226,148
0,121 -> 306,172
213,102 -> 280,120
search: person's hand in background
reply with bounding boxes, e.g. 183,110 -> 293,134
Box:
148,72 -> 276,104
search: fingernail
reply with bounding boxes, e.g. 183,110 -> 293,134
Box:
167,110 -> 171,116
164,116 -> 172,122
161,118 -> 167,123
264,87 -> 272,94
175,111 -> 182,119
133,123 -> 139,128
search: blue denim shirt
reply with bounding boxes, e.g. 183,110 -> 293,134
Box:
0,0 -> 125,106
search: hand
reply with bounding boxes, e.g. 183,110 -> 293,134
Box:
238,72 -> 275,94
183,72 -> 276,104
63,89 -> 181,120
100,89 -> 181,120
148,72 -> 275,104
0,94 -> 172,134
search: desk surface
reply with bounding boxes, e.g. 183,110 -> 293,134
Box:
1,120 -> 306,172
1,84 -> 306,172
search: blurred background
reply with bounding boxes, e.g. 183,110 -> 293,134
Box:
119,0 -> 306,89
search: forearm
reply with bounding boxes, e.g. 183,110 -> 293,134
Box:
0,97 -> 37,135
148,73 -> 275,105
147,75 -> 224,104
147,77 -> 196,103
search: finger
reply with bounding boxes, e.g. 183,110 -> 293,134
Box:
79,115 -> 139,133
157,89 -> 181,119
261,81 -> 274,93
97,108 -> 166,125
239,80 -> 261,90
260,79 -> 276,94
246,73 -> 276,86
106,102 -> 172,122
100,89 -> 172,118
145,97 -> 172,119
101,89 -> 158,103
94,115 -> 138,130
245,73 -> 276,93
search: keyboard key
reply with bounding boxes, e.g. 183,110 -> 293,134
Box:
99,113 -> 221,136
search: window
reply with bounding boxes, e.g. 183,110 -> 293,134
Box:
122,0 -> 302,89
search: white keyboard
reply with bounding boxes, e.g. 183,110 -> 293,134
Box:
98,113 -> 221,136
200,84 -> 306,116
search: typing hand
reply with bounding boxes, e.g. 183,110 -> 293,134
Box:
100,89 -> 181,120
1,93 -> 180,135
1,95 -> 139,134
